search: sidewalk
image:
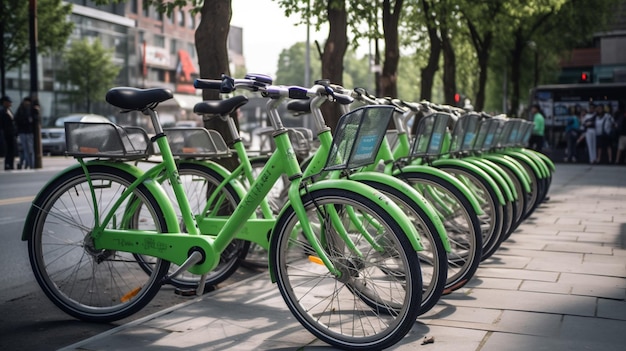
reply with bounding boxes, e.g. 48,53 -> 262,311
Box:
60,164 -> 626,351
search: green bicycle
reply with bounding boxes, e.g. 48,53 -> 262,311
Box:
23,79 -> 425,350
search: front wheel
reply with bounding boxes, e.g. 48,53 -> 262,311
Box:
269,188 -> 422,350
25,165 -> 170,322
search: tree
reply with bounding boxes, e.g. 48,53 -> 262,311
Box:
0,0 -> 73,95
57,38 -> 121,113
276,42 -> 322,86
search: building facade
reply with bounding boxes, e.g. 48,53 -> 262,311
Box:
4,0 -> 244,128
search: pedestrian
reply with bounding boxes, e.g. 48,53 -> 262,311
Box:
578,104 -> 597,164
15,96 -> 38,169
595,104 -> 614,164
615,106 -> 626,164
528,104 -> 545,152
0,96 -> 17,170
564,110 -> 581,162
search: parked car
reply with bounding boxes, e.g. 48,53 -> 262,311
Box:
41,114 -> 111,155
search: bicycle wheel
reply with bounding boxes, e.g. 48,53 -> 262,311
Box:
360,180 -> 446,315
270,188 -> 422,350
437,165 -> 505,261
396,172 -> 482,293
137,162 -> 247,291
24,165 -> 170,322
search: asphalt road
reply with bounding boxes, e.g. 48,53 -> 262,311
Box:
0,158 -> 262,350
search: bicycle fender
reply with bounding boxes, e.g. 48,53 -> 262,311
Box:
392,164 -> 484,216
519,148 -> 554,175
276,179 -> 424,252
502,150 -> 545,179
431,158 -> 506,205
464,157 -> 516,202
22,161 -> 180,241
483,154 -> 531,193
349,171 -> 450,251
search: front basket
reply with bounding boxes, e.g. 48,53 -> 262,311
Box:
324,105 -> 397,171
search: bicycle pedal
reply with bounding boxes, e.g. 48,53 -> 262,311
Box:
174,288 -> 198,297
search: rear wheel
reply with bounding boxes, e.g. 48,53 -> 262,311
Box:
25,165 -> 170,322
270,188 -> 422,350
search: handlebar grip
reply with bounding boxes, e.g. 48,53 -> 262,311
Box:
194,78 -> 234,93
334,93 -> 354,105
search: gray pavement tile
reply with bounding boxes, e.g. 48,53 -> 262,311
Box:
475,267 -> 559,282
561,315 -> 626,344
481,332 -> 625,351
526,258 -> 626,276
391,324 -> 486,351
449,288 -> 596,316
597,299 -> 626,320
495,310 -> 562,337
479,255 -> 532,269
571,284 -> 626,300
72,326 -> 171,351
583,251 -> 626,263
463,277 -> 523,290
496,247 -> 584,261
543,242 -> 614,255
558,273 -> 626,287
520,280 -> 574,295
421,305 -> 502,324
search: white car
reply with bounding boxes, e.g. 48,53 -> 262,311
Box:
41,114 -> 111,155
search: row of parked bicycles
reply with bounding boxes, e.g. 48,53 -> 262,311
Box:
22,73 -> 554,350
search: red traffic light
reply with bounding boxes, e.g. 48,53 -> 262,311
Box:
454,93 -> 460,104
581,72 -> 590,82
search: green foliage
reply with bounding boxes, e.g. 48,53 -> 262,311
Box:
57,38 -> 121,112
0,0 -> 73,70
275,42 -> 321,85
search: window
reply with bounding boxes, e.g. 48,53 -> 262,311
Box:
177,10 -> 185,27
154,34 -> 165,48
188,13 -> 195,29
170,39 -> 177,55
130,0 -> 138,13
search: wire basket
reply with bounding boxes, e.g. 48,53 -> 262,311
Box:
65,122 -> 150,159
254,127 -> 313,157
472,118 -> 500,152
494,118 -> 517,147
449,113 -> 480,153
164,127 -> 231,158
325,105 -> 397,171
518,120 -> 534,146
409,112 -> 451,158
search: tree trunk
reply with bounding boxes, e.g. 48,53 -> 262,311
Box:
196,0 -> 238,169
419,0 -> 441,102
379,0 -> 403,98
320,0 -> 348,132
509,31 -> 524,117
441,25 -> 456,106
474,39 -> 490,112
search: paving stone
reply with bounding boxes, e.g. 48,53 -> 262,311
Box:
597,299 -> 626,320
463,277 -> 522,291
520,280 -> 573,295
495,310 -> 562,336
561,315 -> 626,344
476,267 -> 559,282
421,305 -> 502,324
526,258 -> 626,277
544,242 -> 614,255
558,273 -> 626,287
481,332 -> 625,351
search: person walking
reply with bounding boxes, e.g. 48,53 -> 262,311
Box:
564,111 -> 581,162
615,107 -> 626,164
15,97 -> 38,170
595,104 -> 614,164
528,104 -> 545,152
578,104 -> 597,164
0,96 -> 17,170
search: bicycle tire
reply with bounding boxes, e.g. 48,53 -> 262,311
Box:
136,162 -> 248,291
395,172 -> 482,293
269,188 -> 422,350
437,165 -> 505,261
359,179 -> 447,315
24,165 -> 170,322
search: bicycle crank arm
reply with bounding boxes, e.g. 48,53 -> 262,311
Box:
93,229 -> 219,275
